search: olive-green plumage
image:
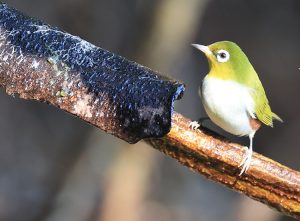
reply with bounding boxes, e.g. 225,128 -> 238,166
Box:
206,41 -> 282,127
190,41 -> 282,175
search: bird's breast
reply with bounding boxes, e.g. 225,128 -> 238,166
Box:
201,76 -> 256,136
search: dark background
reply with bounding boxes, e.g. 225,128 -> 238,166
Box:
0,0 -> 299,221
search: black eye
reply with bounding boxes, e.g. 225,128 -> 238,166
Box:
220,52 -> 227,59
216,49 -> 230,63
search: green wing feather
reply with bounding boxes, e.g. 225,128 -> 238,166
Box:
250,77 -> 283,127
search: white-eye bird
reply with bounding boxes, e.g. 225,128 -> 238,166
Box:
189,41 -> 282,175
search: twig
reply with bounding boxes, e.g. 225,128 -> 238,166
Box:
0,3 -> 300,220
147,113 -> 300,219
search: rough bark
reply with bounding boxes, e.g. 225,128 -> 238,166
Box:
0,2 -> 299,220
147,113 -> 300,219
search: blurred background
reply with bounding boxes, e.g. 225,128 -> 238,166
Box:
0,0 -> 299,221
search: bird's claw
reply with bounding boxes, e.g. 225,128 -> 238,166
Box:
189,121 -> 201,130
239,146 -> 253,176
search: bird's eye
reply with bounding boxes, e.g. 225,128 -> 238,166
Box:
216,49 -> 230,63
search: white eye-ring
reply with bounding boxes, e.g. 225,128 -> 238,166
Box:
216,49 -> 230,63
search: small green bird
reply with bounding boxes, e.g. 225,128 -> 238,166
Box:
190,41 -> 282,175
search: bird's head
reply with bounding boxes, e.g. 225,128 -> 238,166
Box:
192,41 -> 254,81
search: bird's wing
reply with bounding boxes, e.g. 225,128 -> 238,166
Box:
250,81 -> 282,127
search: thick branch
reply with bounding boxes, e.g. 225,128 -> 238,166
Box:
0,3 -> 299,220
0,3 -> 184,143
147,113 -> 300,219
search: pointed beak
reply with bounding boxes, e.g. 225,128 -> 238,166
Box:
191,44 -> 212,55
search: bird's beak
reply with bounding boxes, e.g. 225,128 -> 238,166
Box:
191,44 -> 212,55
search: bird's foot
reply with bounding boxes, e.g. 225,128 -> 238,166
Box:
189,121 -> 201,130
238,146 -> 253,176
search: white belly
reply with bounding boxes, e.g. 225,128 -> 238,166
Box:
201,76 -> 255,136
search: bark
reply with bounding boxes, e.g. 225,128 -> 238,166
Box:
147,113 -> 300,219
0,2 -> 299,220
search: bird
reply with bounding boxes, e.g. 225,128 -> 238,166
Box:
189,41 -> 282,175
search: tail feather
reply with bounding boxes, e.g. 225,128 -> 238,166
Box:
272,112 -> 283,123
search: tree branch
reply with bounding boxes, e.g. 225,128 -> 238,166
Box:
0,3 -> 300,220
0,3 -> 184,143
147,113 -> 300,219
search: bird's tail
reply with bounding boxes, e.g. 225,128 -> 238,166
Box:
272,112 -> 283,123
